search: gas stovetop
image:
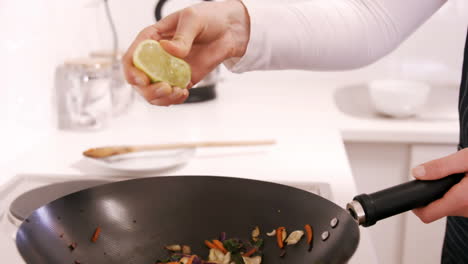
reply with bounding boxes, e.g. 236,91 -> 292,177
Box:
0,174 -> 332,263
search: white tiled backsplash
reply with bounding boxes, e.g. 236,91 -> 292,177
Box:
1,0 -> 467,133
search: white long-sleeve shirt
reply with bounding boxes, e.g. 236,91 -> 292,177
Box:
225,0 -> 447,72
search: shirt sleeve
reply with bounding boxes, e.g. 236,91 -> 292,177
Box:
224,0 -> 447,72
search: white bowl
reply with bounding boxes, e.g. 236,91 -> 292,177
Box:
368,79 -> 431,118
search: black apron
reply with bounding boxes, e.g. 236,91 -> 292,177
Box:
441,29 -> 468,264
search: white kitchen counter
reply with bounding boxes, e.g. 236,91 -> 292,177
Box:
215,70 -> 459,144
1,69 -> 461,263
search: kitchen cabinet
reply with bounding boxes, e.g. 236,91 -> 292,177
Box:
344,142 -> 457,264
344,142 -> 410,264
401,144 -> 457,264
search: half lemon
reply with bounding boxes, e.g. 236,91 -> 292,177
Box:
133,40 -> 191,88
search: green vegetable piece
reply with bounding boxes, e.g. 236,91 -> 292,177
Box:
252,238 -> 264,249
231,252 -> 246,264
223,239 -> 242,253
170,254 -> 183,261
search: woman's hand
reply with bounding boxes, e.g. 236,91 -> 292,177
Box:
411,148 -> 468,223
122,0 -> 250,106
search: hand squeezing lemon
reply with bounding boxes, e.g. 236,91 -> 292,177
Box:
133,40 -> 191,88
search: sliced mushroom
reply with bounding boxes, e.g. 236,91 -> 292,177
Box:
180,257 -> 190,264
182,245 -> 191,254
164,244 -> 181,251
222,252 -> 231,264
285,230 -> 304,245
243,256 -> 262,264
266,229 -> 276,236
208,248 -> 225,262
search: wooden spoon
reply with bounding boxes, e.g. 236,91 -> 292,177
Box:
83,140 -> 276,159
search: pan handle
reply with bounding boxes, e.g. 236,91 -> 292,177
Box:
346,173 -> 465,227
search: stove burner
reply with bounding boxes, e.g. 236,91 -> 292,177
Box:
9,180 -> 108,222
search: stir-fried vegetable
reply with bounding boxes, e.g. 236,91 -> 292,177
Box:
158,228 -> 264,264
182,245 -> 192,255
165,244 -> 182,252
219,232 -> 227,242
285,230 -> 304,245
266,229 -> 276,237
91,227 -> 101,243
304,224 -> 314,251
251,226 -> 260,242
275,227 -> 286,249
205,240 -> 217,250
156,224 -> 317,263
212,240 -> 228,254
243,247 -> 258,257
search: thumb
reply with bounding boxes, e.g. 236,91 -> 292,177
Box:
412,148 -> 468,180
160,7 -> 202,58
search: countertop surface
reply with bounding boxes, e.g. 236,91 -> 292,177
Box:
1,70 -> 461,263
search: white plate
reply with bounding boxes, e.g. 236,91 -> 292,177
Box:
84,148 -> 196,172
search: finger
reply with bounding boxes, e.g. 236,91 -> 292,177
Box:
412,175 -> 468,223
122,25 -> 163,86
171,88 -> 189,104
412,148 -> 468,180
187,82 -> 194,89
124,66 -> 150,87
149,87 -> 188,106
160,7 -> 203,58
185,42 -> 227,84
134,82 -> 172,102
156,11 -> 180,32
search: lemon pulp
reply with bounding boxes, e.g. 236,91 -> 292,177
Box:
133,40 -> 191,88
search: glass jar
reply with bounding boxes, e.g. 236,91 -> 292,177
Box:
89,50 -> 135,116
54,58 -> 113,130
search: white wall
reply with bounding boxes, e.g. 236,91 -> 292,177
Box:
377,0 -> 468,85
0,0 -> 158,131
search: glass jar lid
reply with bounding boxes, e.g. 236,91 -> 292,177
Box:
63,57 -> 112,70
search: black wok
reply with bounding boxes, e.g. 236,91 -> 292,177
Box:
16,174 -> 464,264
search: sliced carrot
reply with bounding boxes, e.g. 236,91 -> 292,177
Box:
276,227 -> 286,249
91,227 -> 101,243
243,247 -> 258,257
186,255 -> 196,264
305,224 -> 313,244
212,239 -> 228,254
204,240 -> 217,249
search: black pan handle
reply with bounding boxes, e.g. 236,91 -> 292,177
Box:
154,0 -> 168,21
347,173 -> 464,227
155,0 -> 213,22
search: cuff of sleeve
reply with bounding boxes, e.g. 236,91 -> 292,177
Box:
223,0 -> 271,73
